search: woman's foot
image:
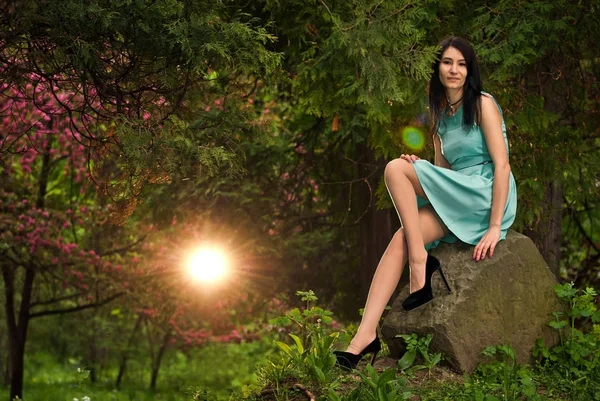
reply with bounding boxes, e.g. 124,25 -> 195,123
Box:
334,333 -> 382,370
408,251 -> 428,293
402,254 -> 451,311
345,331 -> 377,355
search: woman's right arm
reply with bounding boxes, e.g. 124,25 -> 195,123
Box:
433,134 -> 451,169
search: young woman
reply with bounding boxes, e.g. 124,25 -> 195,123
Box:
334,36 -> 518,370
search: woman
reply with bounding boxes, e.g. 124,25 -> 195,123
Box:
334,36 -> 517,370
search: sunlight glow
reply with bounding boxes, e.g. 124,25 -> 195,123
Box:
187,247 -> 229,283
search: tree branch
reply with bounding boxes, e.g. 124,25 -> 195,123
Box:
30,292 -> 83,308
29,292 -> 125,318
99,236 -> 147,257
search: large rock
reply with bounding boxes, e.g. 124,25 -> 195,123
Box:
381,230 -> 564,373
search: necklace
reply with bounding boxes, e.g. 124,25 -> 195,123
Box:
446,96 -> 463,116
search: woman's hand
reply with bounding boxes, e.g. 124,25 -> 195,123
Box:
473,225 -> 501,261
400,154 -> 420,163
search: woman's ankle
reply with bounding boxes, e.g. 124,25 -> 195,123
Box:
408,249 -> 428,266
346,330 -> 377,353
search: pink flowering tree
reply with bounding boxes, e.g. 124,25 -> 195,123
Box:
0,77 -> 143,399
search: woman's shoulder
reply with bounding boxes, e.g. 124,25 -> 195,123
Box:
479,91 -> 503,115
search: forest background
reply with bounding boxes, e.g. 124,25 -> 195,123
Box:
0,0 -> 599,400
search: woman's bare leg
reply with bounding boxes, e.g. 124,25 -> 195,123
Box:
345,205 -> 448,354
384,159 -> 431,292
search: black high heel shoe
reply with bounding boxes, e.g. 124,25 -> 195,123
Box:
333,336 -> 381,371
402,254 -> 452,311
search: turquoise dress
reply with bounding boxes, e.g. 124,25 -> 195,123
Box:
412,93 -> 517,250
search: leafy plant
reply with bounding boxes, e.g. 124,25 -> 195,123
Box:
532,283 -> 600,399
269,290 -> 335,349
274,331 -> 338,384
328,365 -> 410,401
267,290 -> 339,385
355,365 -> 410,401
471,345 -> 541,401
396,333 -> 442,375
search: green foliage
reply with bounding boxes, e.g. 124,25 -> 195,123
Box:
396,333 -> 442,375
274,332 -> 338,385
1,338 -> 270,401
4,0 -> 600,399
328,365 -> 410,401
467,345 -> 541,401
269,290 -> 335,349
268,290 -> 339,386
532,283 -> 600,400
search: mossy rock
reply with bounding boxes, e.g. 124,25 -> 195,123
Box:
382,230 -> 564,372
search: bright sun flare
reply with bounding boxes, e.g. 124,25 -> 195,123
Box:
187,248 -> 228,282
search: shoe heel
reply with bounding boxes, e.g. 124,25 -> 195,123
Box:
438,266 -> 452,293
369,350 -> 379,366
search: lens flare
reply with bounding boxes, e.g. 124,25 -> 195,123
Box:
187,248 -> 228,283
401,126 -> 426,151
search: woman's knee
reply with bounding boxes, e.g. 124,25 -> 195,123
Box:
384,158 -> 410,183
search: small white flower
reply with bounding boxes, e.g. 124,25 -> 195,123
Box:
82,397 -> 91,401
73,398 -> 79,401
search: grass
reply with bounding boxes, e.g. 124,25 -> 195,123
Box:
0,338 -> 274,401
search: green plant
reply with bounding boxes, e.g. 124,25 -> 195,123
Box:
269,291 -> 335,349
396,333 -> 442,375
255,352 -> 297,391
472,345 -> 541,401
266,291 -> 339,386
189,387 -> 219,401
532,283 -> 600,399
328,365 -> 410,401
274,331 -> 338,384
355,365 -> 410,401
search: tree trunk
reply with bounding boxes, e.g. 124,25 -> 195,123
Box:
356,144 -> 398,300
525,180 -> 563,278
149,331 -> 171,391
88,339 -> 98,383
4,266 -> 35,401
8,330 -> 27,401
116,315 -> 144,388
4,136 -> 53,399
0,327 -> 8,387
359,207 -> 397,299
3,351 -> 9,387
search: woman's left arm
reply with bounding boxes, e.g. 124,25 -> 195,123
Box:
473,95 -> 511,261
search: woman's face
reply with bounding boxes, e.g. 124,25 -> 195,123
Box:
438,46 -> 467,91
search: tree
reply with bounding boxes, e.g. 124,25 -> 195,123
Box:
1,1 -> 280,398
469,0 -> 600,279
234,0 -> 600,288
0,80 -> 131,399
1,0 -> 280,198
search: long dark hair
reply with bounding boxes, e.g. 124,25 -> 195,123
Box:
428,36 -> 483,131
